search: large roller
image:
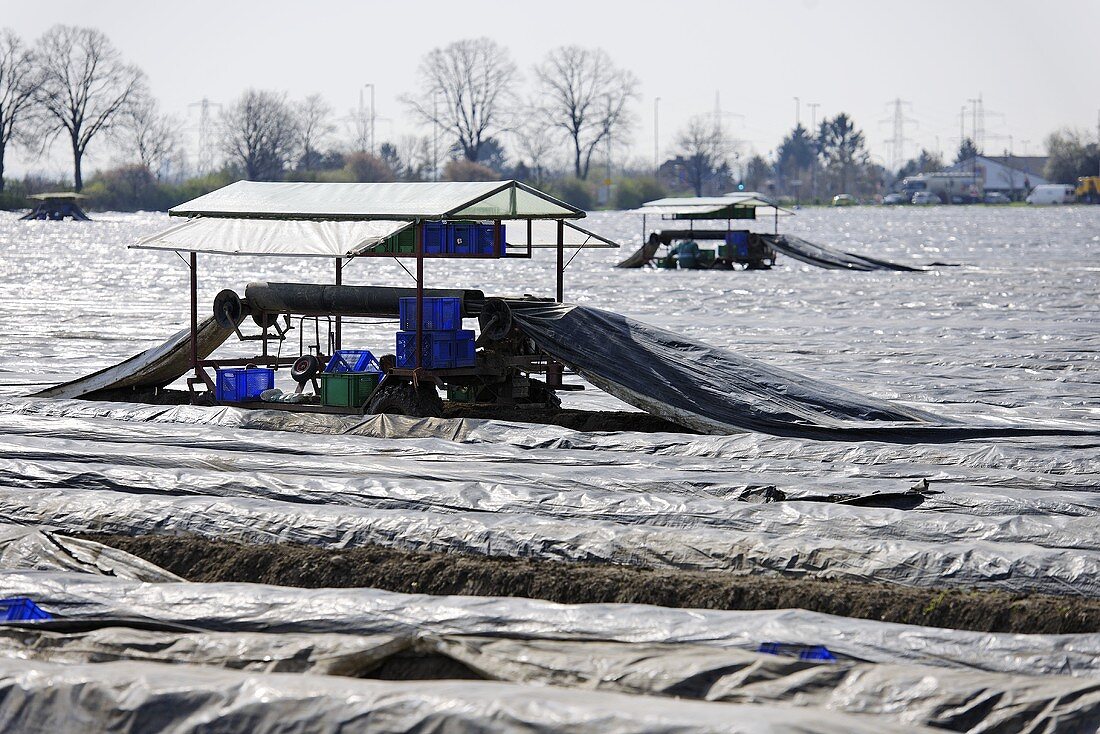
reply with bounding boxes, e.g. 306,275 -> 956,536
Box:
234,283 -> 485,327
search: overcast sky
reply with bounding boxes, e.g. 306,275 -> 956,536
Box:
5,0 -> 1099,178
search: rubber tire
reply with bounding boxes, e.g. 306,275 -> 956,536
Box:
291,355 -> 321,383
365,381 -> 444,418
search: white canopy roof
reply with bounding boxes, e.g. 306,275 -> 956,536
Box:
634,193 -> 793,217
132,217 -> 411,258
169,180 -> 583,221
131,217 -> 619,258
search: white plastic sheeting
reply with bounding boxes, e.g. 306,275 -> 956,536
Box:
502,219 -> 619,248
0,657 -> 929,734
132,216 -> 412,257
168,180 -> 582,220
1,397 -> 1098,598
1,572 -> 1098,677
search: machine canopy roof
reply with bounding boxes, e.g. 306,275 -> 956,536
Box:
168,180 -> 583,221
634,193 -> 793,217
132,218 -> 411,258
501,220 -> 619,249
131,217 -> 619,258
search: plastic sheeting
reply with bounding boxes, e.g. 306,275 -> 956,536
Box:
30,316 -> 235,400
0,524 -> 179,582
511,302 -> 1084,438
0,656 -> 927,734
1,572 -> 1097,678
760,233 -> 924,271
167,180 -> 583,220
133,216 -> 412,257
1,397 -> 1098,598
1,621 -> 1094,732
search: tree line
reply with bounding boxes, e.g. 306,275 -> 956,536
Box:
1,25 -> 1097,211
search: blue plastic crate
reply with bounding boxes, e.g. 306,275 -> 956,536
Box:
476,223 -> 505,255
423,222 -> 450,254
215,368 -> 274,402
399,297 -> 462,331
0,597 -> 52,622
396,330 -> 465,369
757,642 -> 836,662
324,349 -> 381,374
454,329 -> 476,367
725,230 -> 750,246
451,223 -> 478,255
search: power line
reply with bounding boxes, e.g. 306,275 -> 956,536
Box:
187,98 -> 221,176
880,98 -> 917,171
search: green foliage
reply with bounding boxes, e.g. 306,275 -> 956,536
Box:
80,166 -> 235,212
442,159 -> 499,182
1044,129 -> 1100,184
550,177 -> 595,210
613,176 -> 665,209
955,138 -> 980,165
897,149 -> 944,180
343,152 -> 396,182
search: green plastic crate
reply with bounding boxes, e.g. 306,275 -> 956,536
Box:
320,372 -> 381,408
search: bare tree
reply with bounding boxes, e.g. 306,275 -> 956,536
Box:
295,93 -> 334,171
0,29 -> 37,192
511,114 -> 556,187
220,89 -> 299,181
34,25 -> 147,191
403,38 -> 517,162
125,97 -> 179,178
676,115 -> 729,196
533,46 -> 638,180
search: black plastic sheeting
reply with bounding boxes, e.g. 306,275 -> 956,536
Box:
511,303 -> 1096,441
759,233 -> 924,271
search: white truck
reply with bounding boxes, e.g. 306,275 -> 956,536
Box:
1026,184 -> 1076,205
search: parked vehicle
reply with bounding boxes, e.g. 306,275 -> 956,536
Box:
1076,176 -> 1100,203
882,193 -> 907,205
1026,184 -> 1075,205
831,194 -> 857,207
911,191 -> 940,205
983,192 -> 1012,205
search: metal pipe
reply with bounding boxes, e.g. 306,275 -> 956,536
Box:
242,283 -> 483,320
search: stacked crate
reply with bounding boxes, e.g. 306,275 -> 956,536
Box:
380,222 -> 505,256
396,297 -> 476,369
319,350 -> 381,408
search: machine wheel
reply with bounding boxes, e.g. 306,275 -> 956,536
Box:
365,381 -> 444,418
290,354 -> 321,383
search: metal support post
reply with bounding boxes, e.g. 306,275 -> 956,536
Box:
556,219 -> 564,302
415,221 -> 424,370
189,252 -> 199,377
334,258 -> 342,352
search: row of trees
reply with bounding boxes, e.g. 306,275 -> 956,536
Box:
3,25 -> 1097,208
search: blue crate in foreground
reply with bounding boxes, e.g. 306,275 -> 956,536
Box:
324,349 -> 381,374
215,368 -> 274,402
757,642 -> 836,661
0,597 -> 52,622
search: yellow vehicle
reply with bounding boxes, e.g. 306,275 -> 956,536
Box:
1076,176 -> 1100,203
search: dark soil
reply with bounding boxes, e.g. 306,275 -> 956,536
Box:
84,533 -> 1100,635
441,404 -> 695,433
84,389 -> 696,434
